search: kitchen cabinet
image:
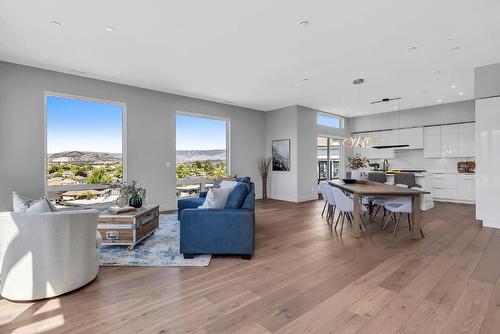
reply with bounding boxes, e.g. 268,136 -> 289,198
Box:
458,123 -> 475,157
440,124 -> 459,157
424,126 -> 441,158
456,174 -> 475,202
397,127 -> 424,150
366,132 -> 380,159
423,123 -> 475,158
378,130 -> 395,159
432,173 -> 475,203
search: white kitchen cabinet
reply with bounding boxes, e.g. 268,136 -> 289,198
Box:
458,123 -> 475,157
440,124 -> 459,157
366,132 -> 380,159
423,126 -> 441,158
378,130 -> 395,158
456,175 -> 476,202
432,173 -> 475,203
397,127 -> 424,150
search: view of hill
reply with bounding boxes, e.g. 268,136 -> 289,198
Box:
48,151 -> 122,164
48,150 -> 226,164
176,149 -> 226,163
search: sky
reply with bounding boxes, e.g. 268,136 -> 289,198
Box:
47,96 -> 227,154
317,113 -> 341,128
176,114 -> 227,150
47,95 -> 123,153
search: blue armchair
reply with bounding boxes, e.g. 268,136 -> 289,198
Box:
179,178 -> 255,260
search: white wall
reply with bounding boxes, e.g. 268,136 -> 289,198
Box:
0,61 -> 265,211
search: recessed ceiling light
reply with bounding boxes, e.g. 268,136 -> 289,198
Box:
352,78 -> 364,85
408,46 -> 418,52
104,26 -> 114,32
437,99 -> 443,103
358,112 -> 362,115
434,70 -> 443,75
393,106 -> 398,109
458,92 -> 464,95
302,78 -> 309,81
298,20 -> 311,27
51,21 -> 62,27
450,46 -> 461,52
451,85 -> 457,88
289,84 -> 295,88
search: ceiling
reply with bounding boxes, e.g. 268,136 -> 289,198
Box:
1,0 -> 499,116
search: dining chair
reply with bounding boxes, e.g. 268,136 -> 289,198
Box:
322,183 -> 337,225
368,172 -> 387,221
330,186 -> 368,236
318,181 -> 329,217
383,200 -> 425,238
394,173 -> 420,188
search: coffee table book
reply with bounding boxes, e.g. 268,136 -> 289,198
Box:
98,205 -> 159,251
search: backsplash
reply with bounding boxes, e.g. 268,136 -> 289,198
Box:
369,150 -> 474,173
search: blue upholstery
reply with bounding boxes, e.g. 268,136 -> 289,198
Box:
179,177 -> 255,258
177,197 -> 204,220
225,183 -> 249,209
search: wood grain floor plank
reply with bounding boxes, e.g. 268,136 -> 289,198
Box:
0,201 -> 492,334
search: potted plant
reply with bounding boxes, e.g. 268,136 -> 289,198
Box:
347,155 -> 370,179
104,180 -> 146,208
257,157 -> 271,199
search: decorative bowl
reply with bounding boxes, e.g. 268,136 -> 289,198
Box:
342,179 -> 357,184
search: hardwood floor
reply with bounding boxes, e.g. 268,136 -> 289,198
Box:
1,200 -> 499,334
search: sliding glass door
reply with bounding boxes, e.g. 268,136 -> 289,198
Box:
317,137 -> 342,182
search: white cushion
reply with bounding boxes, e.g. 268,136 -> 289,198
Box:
12,192 -> 58,212
25,198 -> 57,213
199,188 -> 231,209
219,180 -> 238,190
12,192 -> 33,212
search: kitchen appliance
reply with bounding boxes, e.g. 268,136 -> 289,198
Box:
371,98 -> 410,149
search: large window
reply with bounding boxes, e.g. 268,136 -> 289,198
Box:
46,94 -> 124,206
317,137 -> 341,181
317,113 -> 343,128
176,113 -> 229,198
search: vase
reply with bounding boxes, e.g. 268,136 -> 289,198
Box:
262,177 -> 268,199
128,196 -> 143,208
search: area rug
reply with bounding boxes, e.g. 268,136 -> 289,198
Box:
100,214 -> 211,267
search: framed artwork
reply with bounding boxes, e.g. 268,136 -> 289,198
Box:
272,139 -> 291,171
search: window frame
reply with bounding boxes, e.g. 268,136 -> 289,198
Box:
44,91 -> 127,195
175,110 -> 231,177
317,112 -> 344,129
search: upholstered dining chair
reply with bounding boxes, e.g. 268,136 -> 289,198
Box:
330,186 -> 368,236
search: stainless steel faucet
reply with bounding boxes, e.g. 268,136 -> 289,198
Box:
383,159 -> 389,172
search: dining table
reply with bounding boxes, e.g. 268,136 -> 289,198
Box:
328,180 -> 430,240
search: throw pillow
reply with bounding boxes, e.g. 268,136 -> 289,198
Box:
225,182 -> 249,209
199,188 -> 231,209
12,192 -> 33,212
12,192 -> 58,212
25,198 -> 58,213
212,175 -> 237,188
219,180 -> 238,190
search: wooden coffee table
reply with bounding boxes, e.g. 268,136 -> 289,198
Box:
98,205 -> 160,251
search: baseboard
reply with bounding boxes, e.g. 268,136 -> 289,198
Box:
434,198 -> 475,205
268,194 -> 298,202
297,194 -> 319,202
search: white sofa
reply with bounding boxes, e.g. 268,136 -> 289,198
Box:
0,209 -> 101,301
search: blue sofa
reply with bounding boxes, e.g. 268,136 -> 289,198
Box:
179,177 -> 255,260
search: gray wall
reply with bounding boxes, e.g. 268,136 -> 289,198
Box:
0,61 -> 265,211
265,105 -> 350,202
475,63 -> 500,99
350,100 -> 475,133
265,106 -> 298,202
